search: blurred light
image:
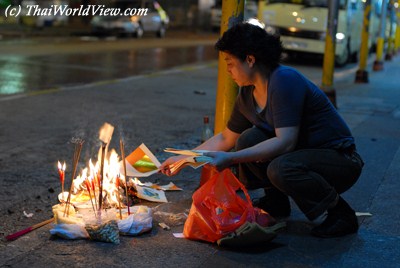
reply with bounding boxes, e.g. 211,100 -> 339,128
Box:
292,12 -> 298,16
296,17 -> 305,24
265,25 -> 277,35
336,32 -> 345,40
288,27 -> 297,32
130,16 -> 139,23
0,57 -> 26,95
91,16 -> 100,23
312,17 -> 318,22
318,32 -> 346,42
246,18 -> 265,29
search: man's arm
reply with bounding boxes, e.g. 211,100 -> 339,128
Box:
195,127 -> 240,152
160,127 -> 240,175
205,126 -> 299,171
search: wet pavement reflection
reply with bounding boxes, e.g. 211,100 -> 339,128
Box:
0,45 -> 218,95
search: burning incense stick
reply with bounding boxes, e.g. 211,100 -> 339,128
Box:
116,174 -> 122,220
6,218 -> 54,241
119,138 -> 130,215
91,176 -> 98,211
85,179 -> 97,217
64,139 -> 84,217
98,143 -> 106,211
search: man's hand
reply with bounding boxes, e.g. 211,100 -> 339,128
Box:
159,155 -> 186,176
203,151 -> 233,172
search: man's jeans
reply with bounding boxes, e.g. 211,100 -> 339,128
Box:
236,127 -> 364,221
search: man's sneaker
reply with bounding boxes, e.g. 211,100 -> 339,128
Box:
311,210 -> 358,238
253,188 -> 291,218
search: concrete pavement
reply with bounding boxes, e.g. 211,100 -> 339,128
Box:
0,49 -> 400,267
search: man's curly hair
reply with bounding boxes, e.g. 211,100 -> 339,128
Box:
215,22 -> 283,70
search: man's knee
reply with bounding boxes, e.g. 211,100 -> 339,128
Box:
267,153 -> 308,191
267,155 -> 293,191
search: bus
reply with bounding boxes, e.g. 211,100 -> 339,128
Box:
259,0 -> 366,66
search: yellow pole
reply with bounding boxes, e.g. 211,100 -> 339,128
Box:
321,0 -> 339,107
373,0 -> 389,70
355,0 -> 372,83
214,0 -> 245,134
395,0 -> 400,52
375,38 -> 385,59
257,0 -> 266,20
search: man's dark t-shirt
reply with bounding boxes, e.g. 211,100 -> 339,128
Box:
227,65 -> 354,149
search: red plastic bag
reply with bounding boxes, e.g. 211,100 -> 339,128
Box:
183,167 -> 263,243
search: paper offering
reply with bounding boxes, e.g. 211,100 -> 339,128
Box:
131,178 -> 183,191
167,156 -> 212,174
164,147 -> 213,174
157,182 -> 183,191
355,212 -> 373,217
122,143 -> 161,177
164,148 -> 209,156
135,185 -> 168,203
173,233 -> 185,238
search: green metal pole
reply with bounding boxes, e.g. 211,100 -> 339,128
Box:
214,0 -> 245,134
355,0 -> 372,83
373,0 -> 389,70
321,0 -> 339,107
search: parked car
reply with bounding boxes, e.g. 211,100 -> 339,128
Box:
90,0 -> 169,38
19,0 -> 68,28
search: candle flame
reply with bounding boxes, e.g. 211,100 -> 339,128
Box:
63,148 -> 125,208
57,161 -> 66,172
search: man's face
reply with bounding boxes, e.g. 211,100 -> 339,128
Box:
223,52 -> 253,87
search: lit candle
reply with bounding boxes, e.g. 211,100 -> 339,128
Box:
57,161 -> 66,200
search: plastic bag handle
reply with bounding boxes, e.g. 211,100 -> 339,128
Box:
226,169 -> 256,222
